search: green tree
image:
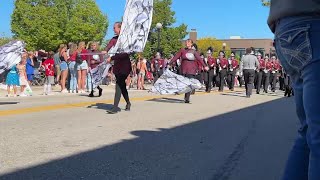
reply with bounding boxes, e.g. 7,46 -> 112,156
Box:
11,0 -> 108,51
143,0 -> 188,59
197,37 -> 231,58
64,0 -> 108,44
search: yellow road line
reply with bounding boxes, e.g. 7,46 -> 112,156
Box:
0,89 -> 243,117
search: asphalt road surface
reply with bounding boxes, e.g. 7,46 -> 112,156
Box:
0,86 -> 298,180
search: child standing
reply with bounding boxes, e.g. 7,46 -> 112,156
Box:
17,53 -> 28,97
5,64 -> 20,97
42,51 -> 55,95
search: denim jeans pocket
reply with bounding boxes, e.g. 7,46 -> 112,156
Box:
276,25 -> 312,72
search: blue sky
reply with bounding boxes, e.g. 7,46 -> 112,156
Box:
0,0 -> 273,39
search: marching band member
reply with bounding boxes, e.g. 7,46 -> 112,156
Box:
217,51 -> 228,92
255,52 -> 265,94
170,39 -> 209,103
204,47 -> 217,93
227,52 -> 239,91
270,55 -> 280,92
264,55 -> 272,93
105,22 -> 132,114
151,52 -> 165,83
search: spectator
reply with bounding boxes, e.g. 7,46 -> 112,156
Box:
54,44 -> 63,84
5,64 -> 19,97
41,51 -> 55,95
17,53 -> 28,96
137,57 -> 147,90
26,51 -> 35,85
68,43 -> 78,93
77,42 -> 88,94
59,44 -> 69,93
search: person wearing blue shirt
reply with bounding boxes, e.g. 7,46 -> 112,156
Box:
26,51 -> 35,84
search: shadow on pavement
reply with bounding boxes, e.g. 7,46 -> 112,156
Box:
0,102 -> 19,105
147,97 -> 185,104
0,98 -> 298,180
87,103 -> 114,111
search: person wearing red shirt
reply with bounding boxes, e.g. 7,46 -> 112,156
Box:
204,47 -> 217,93
151,52 -> 165,83
77,42 -> 89,94
105,22 -> 132,114
88,42 -> 104,97
170,39 -> 209,103
256,52 -> 265,94
227,52 -> 239,91
41,51 -> 55,95
270,55 -> 280,92
217,51 -> 228,92
264,56 -> 273,93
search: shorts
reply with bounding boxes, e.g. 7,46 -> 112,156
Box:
45,76 -> 54,85
19,76 -> 28,86
55,65 -> 61,76
77,61 -> 88,70
60,61 -> 68,71
27,74 -> 34,81
139,71 -> 146,77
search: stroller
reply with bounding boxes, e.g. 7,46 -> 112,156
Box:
32,68 -> 46,86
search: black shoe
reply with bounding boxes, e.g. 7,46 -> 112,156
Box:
185,100 -> 190,104
98,88 -> 103,97
88,91 -> 94,97
107,107 -> 121,114
256,91 -> 260,94
125,103 -> 131,111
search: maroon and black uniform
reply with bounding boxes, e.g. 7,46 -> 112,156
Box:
105,36 -> 131,109
87,48 -> 104,96
204,56 -> 217,92
270,61 -> 280,92
217,58 -> 228,91
262,61 -> 273,93
151,58 -> 165,82
227,59 -> 239,91
170,48 -> 207,102
256,58 -> 266,94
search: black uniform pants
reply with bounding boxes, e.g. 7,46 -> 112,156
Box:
204,69 -> 215,92
227,71 -> 236,90
219,69 -> 227,91
279,76 -> 285,90
270,72 -> 278,91
243,69 -> 255,96
114,74 -> 130,107
256,70 -> 263,93
153,69 -> 163,83
254,71 -> 259,89
262,71 -> 270,92
184,74 -> 196,101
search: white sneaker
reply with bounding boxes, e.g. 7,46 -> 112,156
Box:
61,89 -> 68,93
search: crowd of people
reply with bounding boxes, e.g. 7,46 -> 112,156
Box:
0,41 -> 290,99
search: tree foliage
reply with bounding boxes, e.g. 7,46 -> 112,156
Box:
143,0 -> 188,59
261,0 -> 270,6
11,0 -> 108,51
197,37 -> 231,57
0,36 -> 13,47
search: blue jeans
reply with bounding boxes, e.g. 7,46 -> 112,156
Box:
68,61 -> 77,92
275,16 -> 320,180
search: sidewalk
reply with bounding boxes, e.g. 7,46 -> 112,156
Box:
0,83 -> 155,98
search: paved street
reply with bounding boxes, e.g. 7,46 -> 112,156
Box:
0,86 -> 298,180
